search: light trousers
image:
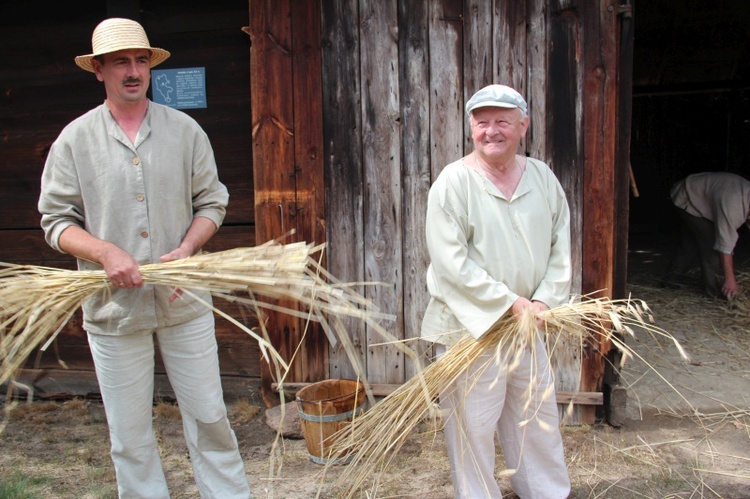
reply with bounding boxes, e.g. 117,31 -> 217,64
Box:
88,312 -> 252,498
437,339 -> 570,499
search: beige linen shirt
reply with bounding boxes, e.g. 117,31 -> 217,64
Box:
420,157 -> 572,346
39,101 -> 228,335
670,172 -> 750,254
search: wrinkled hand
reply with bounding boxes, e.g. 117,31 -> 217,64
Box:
102,245 -> 142,289
511,297 -> 547,328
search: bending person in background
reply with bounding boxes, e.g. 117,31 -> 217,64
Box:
38,18 -> 252,498
662,171 -> 750,300
420,84 -> 572,498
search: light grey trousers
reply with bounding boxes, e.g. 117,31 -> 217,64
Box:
88,312 -> 252,498
437,340 -> 570,499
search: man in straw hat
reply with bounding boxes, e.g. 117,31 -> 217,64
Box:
38,18 -> 252,498
421,84 -> 571,498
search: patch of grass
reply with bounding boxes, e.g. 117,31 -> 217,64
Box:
0,470 -> 50,499
60,398 -> 91,419
153,400 -> 182,421
6,401 -> 58,423
230,400 -> 261,424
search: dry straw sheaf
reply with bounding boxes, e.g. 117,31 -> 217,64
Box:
320,295 -> 691,499
0,239 -> 396,399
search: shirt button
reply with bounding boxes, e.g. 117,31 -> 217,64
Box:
140,231 -> 148,238
132,157 -> 140,165
136,195 -> 144,202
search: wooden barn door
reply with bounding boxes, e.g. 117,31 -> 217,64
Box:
248,0 -> 328,405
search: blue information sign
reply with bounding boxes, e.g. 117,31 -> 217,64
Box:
151,67 -> 207,109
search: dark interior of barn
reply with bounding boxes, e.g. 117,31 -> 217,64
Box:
629,0 -> 750,287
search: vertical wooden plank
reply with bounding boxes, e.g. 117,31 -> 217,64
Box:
463,0 -> 492,91
546,0 -> 586,423
493,0 -> 528,152
429,0 -> 464,178
249,0 -> 303,402
607,0 -> 633,424
463,0 -> 493,152
493,0 -> 527,95
292,2 -> 326,252
425,0 -> 462,381
582,0 -> 617,298
614,0 -> 633,300
527,0 -> 548,178
321,0 -> 366,380
399,0 -> 432,378
291,0 -> 328,380
547,1 -> 583,294
360,0 -> 403,385
527,1 -> 548,165
580,0 -> 619,422
250,0 -> 295,250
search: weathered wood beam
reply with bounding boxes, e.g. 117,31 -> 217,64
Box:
320,0 -> 366,381
580,0 -> 620,424
398,0 -> 432,379
249,0 -> 328,406
359,0 -> 404,385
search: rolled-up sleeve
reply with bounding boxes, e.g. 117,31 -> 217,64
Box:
39,140 -> 85,253
190,128 -> 228,230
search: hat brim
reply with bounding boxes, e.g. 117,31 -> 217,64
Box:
74,47 -> 171,73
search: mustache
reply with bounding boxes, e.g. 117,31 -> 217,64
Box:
123,77 -> 142,85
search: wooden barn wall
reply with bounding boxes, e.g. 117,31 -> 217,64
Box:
313,0 -> 625,422
0,0 -> 258,396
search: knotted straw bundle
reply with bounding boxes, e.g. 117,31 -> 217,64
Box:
0,240 -> 393,395
320,295 -> 690,499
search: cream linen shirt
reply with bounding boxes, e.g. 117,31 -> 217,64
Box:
39,101 -> 228,335
670,172 -> 750,254
420,157 -> 572,346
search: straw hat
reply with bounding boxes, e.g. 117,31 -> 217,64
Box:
75,18 -> 170,73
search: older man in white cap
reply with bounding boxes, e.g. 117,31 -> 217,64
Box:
421,84 -> 572,498
38,18 -> 252,498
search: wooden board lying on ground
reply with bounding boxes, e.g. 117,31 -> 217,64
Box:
273,382 -> 603,406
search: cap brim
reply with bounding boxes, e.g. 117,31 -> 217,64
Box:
467,101 -> 519,113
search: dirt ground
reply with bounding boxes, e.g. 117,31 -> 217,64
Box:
1,234 -> 749,498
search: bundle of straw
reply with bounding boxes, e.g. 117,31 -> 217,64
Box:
321,295 -> 690,498
0,240 -> 392,391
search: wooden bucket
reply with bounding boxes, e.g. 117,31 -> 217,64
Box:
296,379 -> 367,464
